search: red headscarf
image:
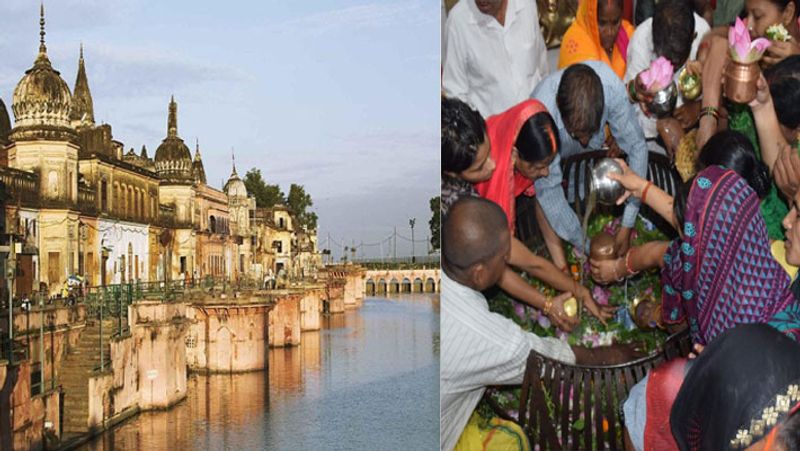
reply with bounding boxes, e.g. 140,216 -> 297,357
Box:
474,99 -> 553,234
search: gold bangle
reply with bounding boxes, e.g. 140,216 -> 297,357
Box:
543,296 -> 553,316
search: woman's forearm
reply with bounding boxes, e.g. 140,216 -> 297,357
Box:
628,180 -> 677,230
497,266 -> 546,309
534,199 -> 568,270
509,237 -> 581,296
630,241 -> 670,272
752,97 -> 790,171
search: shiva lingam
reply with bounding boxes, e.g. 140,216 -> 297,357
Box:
631,296 -> 662,330
590,231 -> 617,261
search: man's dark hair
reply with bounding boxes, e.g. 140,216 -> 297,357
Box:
442,97 -> 487,174
556,64 -> 604,137
765,55 -> 800,130
653,0 -> 695,69
442,197 -> 507,271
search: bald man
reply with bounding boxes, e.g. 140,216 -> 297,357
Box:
440,198 -> 573,450
440,197 -> 626,450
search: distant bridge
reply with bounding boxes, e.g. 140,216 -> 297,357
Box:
364,269 -> 440,295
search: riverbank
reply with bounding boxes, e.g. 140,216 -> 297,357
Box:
75,295 -> 440,450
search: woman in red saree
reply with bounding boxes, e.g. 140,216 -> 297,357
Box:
559,0 -> 635,79
474,99 -> 570,270
442,97 -> 615,330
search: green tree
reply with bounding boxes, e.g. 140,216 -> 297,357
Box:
287,183 -> 318,231
244,169 -> 284,208
429,196 -> 440,252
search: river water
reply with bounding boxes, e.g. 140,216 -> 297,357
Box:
77,294 -> 440,450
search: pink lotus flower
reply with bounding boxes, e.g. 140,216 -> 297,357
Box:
729,17 -> 771,63
639,57 -> 674,91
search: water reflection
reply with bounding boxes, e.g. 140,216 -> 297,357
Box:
78,294 -> 439,450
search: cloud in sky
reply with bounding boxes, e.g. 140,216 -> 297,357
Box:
268,1 -> 437,36
0,1 -> 440,258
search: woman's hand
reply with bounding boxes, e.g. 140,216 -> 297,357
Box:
748,74 -> 773,114
589,257 -> 624,285
763,39 -> 800,67
606,159 -> 648,205
688,343 -> 705,359
684,59 -> 703,77
774,144 -> 800,199
575,285 -> 616,325
546,291 -> 580,332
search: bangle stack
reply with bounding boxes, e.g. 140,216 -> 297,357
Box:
700,106 -> 719,120
543,295 -> 554,316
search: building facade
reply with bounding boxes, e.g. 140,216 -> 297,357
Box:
0,9 -> 320,296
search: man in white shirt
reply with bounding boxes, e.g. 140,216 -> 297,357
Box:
624,0 -> 710,151
440,197 -> 621,451
442,0 -> 549,117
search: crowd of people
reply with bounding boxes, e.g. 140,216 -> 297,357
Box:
441,0 -> 800,449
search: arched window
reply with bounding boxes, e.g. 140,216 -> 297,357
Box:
209,216 -> 216,233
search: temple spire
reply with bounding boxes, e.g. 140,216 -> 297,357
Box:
34,2 -> 52,68
70,42 -> 95,124
39,3 -> 46,54
231,148 -> 238,176
167,95 -> 178,138
192,138 -> 207,184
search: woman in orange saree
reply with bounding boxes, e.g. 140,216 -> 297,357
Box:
558,0 -> 635,79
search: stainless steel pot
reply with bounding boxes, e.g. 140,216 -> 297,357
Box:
591,158 -> 625,205
644,82 -> 678,118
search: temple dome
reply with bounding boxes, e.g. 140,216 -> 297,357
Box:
154,96 -> 193,182
155,137 -> 191,163
224,156 -> 248,198
11,6 -> 72,129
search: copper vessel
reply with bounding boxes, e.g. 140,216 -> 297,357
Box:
724,61 -> 760,104
589,231 -> 617,261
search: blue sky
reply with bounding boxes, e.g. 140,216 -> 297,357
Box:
0,0 -> 440,259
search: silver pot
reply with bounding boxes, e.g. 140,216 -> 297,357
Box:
591,158 -> 625,205
644,82 -> 678,118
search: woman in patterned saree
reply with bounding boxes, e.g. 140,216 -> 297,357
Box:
615,164 -> 800,451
